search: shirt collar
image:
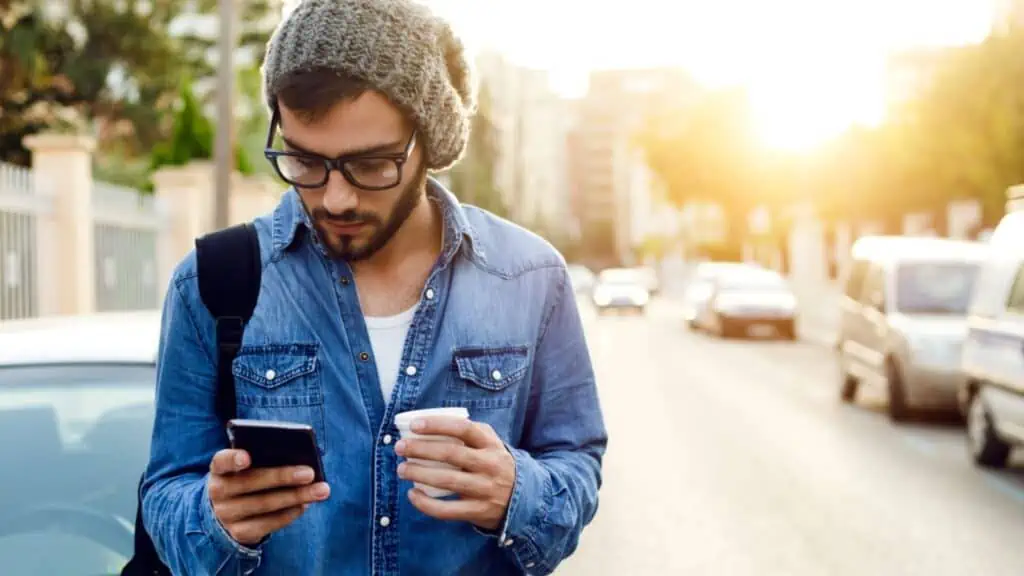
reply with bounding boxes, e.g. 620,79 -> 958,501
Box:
271,177 -> 482,265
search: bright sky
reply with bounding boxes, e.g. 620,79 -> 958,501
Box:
424,0 -> 998,151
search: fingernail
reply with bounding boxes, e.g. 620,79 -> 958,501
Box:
395,439 -> 407,453
397,463 -> 407,477
294,467 -> 314,482
234,453 -> 247,468
312,483 -> 330,499
411,419 -> 425,432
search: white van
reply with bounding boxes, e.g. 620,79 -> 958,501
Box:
837,236 -> 987,421
961,211 -> 1024,468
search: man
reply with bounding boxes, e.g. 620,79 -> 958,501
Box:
140,0 -> 607,574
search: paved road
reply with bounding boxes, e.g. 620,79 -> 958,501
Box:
556,298 -> 1024,576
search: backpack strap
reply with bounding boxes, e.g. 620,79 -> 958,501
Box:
195,222 -> 263,423
122,223 -> 261,576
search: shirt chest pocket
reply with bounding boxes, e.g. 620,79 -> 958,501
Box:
232,343 -> 328,453
443,346 -> 530,410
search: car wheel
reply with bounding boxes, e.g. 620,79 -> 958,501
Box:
967,389 -> 1011,469
886,360 -> 911,423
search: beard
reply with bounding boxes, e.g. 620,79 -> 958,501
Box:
310,165 -> 426,262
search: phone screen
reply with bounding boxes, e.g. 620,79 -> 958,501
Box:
226,419 -> 326,483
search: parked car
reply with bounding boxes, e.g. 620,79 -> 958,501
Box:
694,267 -> 798,340
683,262 -> 760,329
0,311 -> 160,576
837,236 -> 987,422
592,267 -> 650,315
960,211 -> 1024,468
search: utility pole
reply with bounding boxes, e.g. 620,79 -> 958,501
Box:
213,0 -> 237,230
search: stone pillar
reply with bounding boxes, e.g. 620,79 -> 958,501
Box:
152,162 -> 213,293
24,133 -> 96,316
230,173 -> 280,226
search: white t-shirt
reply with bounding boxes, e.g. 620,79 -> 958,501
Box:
365,304 -> 418,404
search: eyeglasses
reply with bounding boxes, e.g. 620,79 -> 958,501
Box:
263,108 -> 417,191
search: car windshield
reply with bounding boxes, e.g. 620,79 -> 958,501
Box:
0,364 -> 155,576
599,270 -> 643,285
719,272 -> 787,293
895,261 -> 980,315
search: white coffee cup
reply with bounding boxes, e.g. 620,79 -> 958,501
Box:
394,407 -> 470,498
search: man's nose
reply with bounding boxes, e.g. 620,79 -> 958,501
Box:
322,171 -> 359,214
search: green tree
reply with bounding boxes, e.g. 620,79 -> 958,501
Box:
0,0 -> 276,165
148,79 -> 252,189
637,87 -> 758,260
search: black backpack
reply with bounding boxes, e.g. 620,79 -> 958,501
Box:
121,222 -> 262,575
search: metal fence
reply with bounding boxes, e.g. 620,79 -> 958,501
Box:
0,162 -> 49,321
91,182 -> 163,312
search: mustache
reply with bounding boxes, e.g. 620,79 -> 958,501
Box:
312,208 -> 381,226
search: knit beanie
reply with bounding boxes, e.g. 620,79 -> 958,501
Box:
262,0 -> 477,171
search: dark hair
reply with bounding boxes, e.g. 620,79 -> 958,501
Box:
275,68 -> 372,123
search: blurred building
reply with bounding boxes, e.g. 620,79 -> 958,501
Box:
475,51 -> 572,231
994,0 -> 1024,33
569,68 -> 700,267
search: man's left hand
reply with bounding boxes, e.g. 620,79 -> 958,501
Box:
395,418 -> 515,532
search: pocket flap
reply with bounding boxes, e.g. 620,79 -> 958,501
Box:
233,344 -> 318,389
453,346 -> 530,391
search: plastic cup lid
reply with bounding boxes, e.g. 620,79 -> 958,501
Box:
394,407 -> 469,429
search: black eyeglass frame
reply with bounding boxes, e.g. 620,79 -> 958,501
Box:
263,107 -> 417,191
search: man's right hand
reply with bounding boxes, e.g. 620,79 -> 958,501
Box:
207,449 -> 331,546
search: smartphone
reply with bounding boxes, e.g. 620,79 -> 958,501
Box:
226,419 -> 326,483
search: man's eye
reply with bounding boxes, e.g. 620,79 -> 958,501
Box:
348,159 -> 393,174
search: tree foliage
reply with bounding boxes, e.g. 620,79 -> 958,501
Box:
637,28 -> 1024,247
149,79 -> 253,186
636,87 -> 758,258
0,0 -> 275,166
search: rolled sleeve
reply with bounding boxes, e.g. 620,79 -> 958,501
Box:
496,446 -> 552,573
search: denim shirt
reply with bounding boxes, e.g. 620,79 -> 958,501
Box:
141,179 -> 607,575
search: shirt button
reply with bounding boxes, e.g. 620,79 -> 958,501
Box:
382,434 -> 393,445
359,352 -> 370,361
405,365 -> 417,376
503,538 -> 514,547
491,369 -> 503,381
265,369 -> 276,381
339,276 -> 350,285
379,516 -> 391,527
526,562 -> 535,568
425,288 -> 435,300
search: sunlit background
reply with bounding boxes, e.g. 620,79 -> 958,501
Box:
3,2 -> 1024,575
421,0 -> 996,150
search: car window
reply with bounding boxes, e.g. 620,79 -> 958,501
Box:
895,261 -> 980,316
599,269 -> 642,285
844,260 -> 869,299
717,272 -> 786,292
0,364 -> 156,576
1006,263 -> 1024,314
